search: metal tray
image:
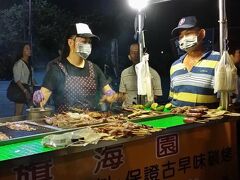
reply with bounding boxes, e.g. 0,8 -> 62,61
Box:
0,121 -> 71,146
0,122 -> 56,139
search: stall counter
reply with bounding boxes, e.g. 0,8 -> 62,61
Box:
0,114 -> 238,180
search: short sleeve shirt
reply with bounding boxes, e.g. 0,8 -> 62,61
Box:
119,65 -> 162,107
42,59 -> 108,109
13,59 -> 32,85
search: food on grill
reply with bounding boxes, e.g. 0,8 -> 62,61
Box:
93,120 -> 161,139
127,110 -> 150,118
184,112 -> 203,118
171,106 -> 208,115
128,110 -> 166,119
189,108 -> 206,113
0,132 -> 10,141
183,117 -> 197,123
87,112 -> 102,118
44,111 -> 128,128
6,122 -> 36,131
171,106 -> 192,114
202,109 -> 228,118
170,106 -> 210,123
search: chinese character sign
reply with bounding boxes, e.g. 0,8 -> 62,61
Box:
94,144 -> 124,174
156,134 -> 179,158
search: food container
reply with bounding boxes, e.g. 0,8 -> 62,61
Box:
26,107 -> 53,120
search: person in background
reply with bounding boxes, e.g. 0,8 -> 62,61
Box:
33,23 -> 119,112
229,43 -> 240,104
169,16 -> 220,107
12,43 -> 33,115
119,43 -> 162,107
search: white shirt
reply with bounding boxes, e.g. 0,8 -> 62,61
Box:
119,65 -> 162,107
13,59 -> 32,85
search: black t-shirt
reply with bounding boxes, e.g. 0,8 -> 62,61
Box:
42,59 -> 108,110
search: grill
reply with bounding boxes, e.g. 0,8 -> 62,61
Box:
0,122 -> 57,139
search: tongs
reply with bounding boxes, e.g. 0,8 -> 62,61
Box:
39,102 -> 45,111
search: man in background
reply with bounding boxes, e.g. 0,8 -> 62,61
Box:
119,43 -> 162,107
229,43 -> 240,105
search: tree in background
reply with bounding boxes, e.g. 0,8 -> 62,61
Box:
0,0 -> 118,82
0,0 -> 77,79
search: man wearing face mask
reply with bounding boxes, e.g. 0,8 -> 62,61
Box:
119,43 -> 162,107
169,16 -> 220,107
33,23 -> 118,112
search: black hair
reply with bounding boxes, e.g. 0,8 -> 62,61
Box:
61,24 -> 78,60
15,42 -> 32,65
229,42 -> 240,55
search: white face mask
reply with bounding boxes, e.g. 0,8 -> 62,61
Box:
179,34 -> 198,52
76,43 -> 92,59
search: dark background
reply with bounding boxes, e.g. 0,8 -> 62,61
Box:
0,0 -> 240,102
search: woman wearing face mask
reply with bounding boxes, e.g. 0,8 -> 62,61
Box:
33,23 -> 118,112
168,16 -> 221,108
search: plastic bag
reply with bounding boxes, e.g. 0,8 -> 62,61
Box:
42,127 -> 108,148
135,53 -> 153,102
214,51 -> 237,93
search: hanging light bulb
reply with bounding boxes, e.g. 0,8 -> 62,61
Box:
128,0 -> 149,11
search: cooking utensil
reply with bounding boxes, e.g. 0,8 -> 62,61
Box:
26,107 -> 53,120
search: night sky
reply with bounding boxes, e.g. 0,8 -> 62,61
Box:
0,0 -> 240,98
47,0 -> 240,69
1,0 -> 240,57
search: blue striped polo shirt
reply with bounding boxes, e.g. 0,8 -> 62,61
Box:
169,50 -> 220,107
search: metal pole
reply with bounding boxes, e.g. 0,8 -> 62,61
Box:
219,0 -> 227,55
137,11 -> 145,105
219,0 -> 229,110
138,12 -> 143,63
28,0 -> 33,55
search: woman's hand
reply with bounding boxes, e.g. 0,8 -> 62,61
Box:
101,85 -> 125,104
24,89 -> 32,101
33,87 -> 52,107
33,90 -> 44,105
100,93 -> 125,104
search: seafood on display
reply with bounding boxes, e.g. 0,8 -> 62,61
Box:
93,120 -> 161,140
44,111 -> 128,128
5,122 -> 36,131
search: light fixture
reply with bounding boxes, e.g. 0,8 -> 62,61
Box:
128,0 -> 149,11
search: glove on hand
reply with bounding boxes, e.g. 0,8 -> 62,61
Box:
33,90 -> 44,105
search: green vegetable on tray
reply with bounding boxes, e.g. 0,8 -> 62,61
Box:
155,105 -> 165,111
151,103 -> 158,110
132,104 -> 145,109
132,102 -> 166,112
144,101 -> 153,108
164,103 -> 172,109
